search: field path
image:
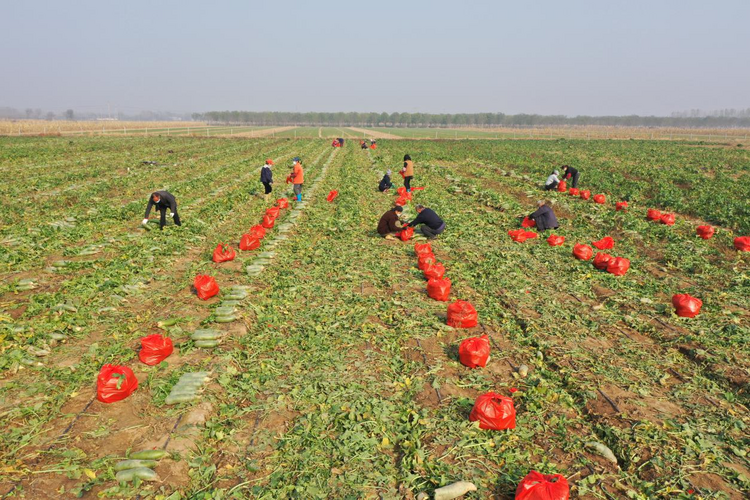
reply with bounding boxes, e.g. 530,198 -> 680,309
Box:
347,126 -> 401,139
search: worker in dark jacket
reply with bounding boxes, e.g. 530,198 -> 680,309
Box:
260,159 -> 273,201
562,165 -> 580,188
528,200 -> 559,232
377,205 -> 404,240
379,170 -> 394,192
142,191 -> 181,230
404,204 -> 445,239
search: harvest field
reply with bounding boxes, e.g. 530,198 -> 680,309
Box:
0,136 -> 749,499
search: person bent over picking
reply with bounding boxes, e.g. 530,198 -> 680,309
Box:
562,164 -> 580,188
544,169 -> 560,191
404,204 -> 445,240
529,200 -> 559,232
142,191 -> 181,230
377,205 -> 404,240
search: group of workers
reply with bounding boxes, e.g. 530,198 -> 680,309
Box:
261,156 -> 305,202
360,139 -> 377,149
544,165 -> 580,191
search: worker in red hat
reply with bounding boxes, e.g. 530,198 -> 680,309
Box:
260,158 -> 274,202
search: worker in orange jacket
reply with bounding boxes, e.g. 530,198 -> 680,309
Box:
290,157 -> 304,201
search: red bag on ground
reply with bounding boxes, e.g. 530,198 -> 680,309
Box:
423,262 -> 446,280
414,242 -> 433,256
521,217 -> 536,228
592,236 -> 614,250
398,227 -> 414,241
459,335 -> 490,368
660,213 -> 675,226
672,294 -> 702,318
411,186 -> 425,191
327,190 -> 338,202
547,234 -> 565,246
606,257 -> 630,276
397,187 -> 407,196
647,208 -> 662,221
592,252 -> 613,270
696,225 -> 714,240
524,231 -> 538,239
212,243 -> 236,263
572,244 -> 593,260
557,181 -> 567,192
580,190 -> 591,200
616,201 -> 628,211
593,194 -> 606,204
239,234 -> 261,251
266,207 -> 281,218
395,196 -> 409,206
139,334 -> 174,366
194,274 -> 219,300
261,214 -> 276,228
447,300 -> 478,328
508,229 -> 528,243
469,392 -> 516,430
249,224 -> 266,239
96,364 -> 138,403
568,188 -> 580,196
370,144 -> 376,149
427,277 -> 451,301
276,198 -> 289,209
515,471 -> 570,500
418,253 -> 437,270
734,236 -> 750,251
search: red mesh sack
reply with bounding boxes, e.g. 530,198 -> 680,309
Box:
398,227 -> 414,241
265,207 -> 281,218
515,470 -> 570,500
733,236 -> 750,251
397,187 -> 407,196
616,201 -> 628,211
418,253 -> 437,270
261,214 -> 276,228
96,364 -> 138,403
249,225 -> 266,239
524,231 -> 538,239
572,244 -> 593,260
672,294 -> 702,318
521,217 -> 536,228
327,190 -> 339,202
547,234 -> 565,246
592,236 -> 614,250
276,198 -> 289,209
414,242 -> 433,256
423,262 -> 446,280
447,300 -> 478,328
212,243 -> 236,263
557,181 -> 567,192
580,190 -> 591,200
469,392 -> 516,430
395,196 -> 409,206
508,229 -> 528,243
696,225 -> 714,240
660,213 -> 675,226
592,252 -> 613,270
194,274 -> 219,300
139,334 -> 174,366
568,188 -> 580,196
647,208 -> 662,221
606,257 -> 630,276
411,186 -> 425,191
458,334 -> 490,368
239,234 -> 261,251
593,194 -> 606,204
427,277 -> 451,301
399,170 -> 405,178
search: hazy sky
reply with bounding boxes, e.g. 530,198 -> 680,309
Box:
3,0 -> 749,116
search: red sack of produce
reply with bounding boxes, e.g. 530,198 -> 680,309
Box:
580,190 -> 591,200
194,274 -> 219,300
592,236 -> 614,250
139,334 -> 174,366
285,175 -> 292,184
418,253 -> 437,270
411,186 -> 425,191
276,198 -> 289,209
524,231 -> 538,239
606,257 -> 630,276
672,294 -> 702,318
521,216 -> 536,228
515,470 -> 570,500
249,224 -> 266,239
592,252 -> 613,270
423,262 -> 446,280
557,181 -> 567,192
399,226 -> 414,241
96,364 -> 138,403
261,214 -> 276,229
568,188 -> 580,196
447,300 -> 478,328
266,207 -> 281,218
458,334 -> 490,368
616,201 -> 628,211
572,244 -> 593,260
399,170 -> 405,178
696,225 -> 714,240
395,196 -> 409,206
370,144 -> 376,149
469,392 -> 516,430
647,208 -> 662,221
397,187 -> 407,196
427,277 -> 451,301
593,194 -> 606,204
508,229 -> 528,243
660,213 -> 675,226
239,234 -> 261,251
212,243 -> 236,263
327,190 -> 339,202
547,234 -> 565,246
733,236 -> 750,251
414,242 -> 433,256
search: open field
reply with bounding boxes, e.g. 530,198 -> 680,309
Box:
0,120 -> 206,136
0,136 -> 748,498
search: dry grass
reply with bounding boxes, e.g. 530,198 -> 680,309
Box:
457,125 -> 750,141
0,120 -> 205,135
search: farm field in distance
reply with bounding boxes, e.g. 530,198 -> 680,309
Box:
0,135 -> 748,498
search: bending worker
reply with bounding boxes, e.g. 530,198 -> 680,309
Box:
290,157 -> 304,201
379,170 -> 394,192
562,165 -> 580,188
528,200 -> 559,232
404,204 -> 445,240
544,169 -> 560,191
260,159 -> 273,202
377,205 -> 404,240
142,191 -> 181,230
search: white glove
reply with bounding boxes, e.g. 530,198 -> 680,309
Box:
169,212 -> 175,218
141,219 -> 149,225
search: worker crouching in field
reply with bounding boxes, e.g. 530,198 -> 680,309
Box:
404,204 -> 445,240
260,159 -> 274,202
401,154 -> 414,192
379,170 -> 394,192
377,205 -> 404,240
544,170 -> 560,191
290,157 -> 304,201
562,165 -> 580,188
529,200 -> 559,231
142,191 -> 181,230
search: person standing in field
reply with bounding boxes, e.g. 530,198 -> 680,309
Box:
544,169 -> 560,191
404,204 -> 445,240
142,191 -> 181,230
562,165 -> 580,188
379,170 -> 394,192
260,159 -> 273,202
377,205 -> 404,240
290,157 -> 304,201
528,200 -> 559,231
401,154 -> 414,192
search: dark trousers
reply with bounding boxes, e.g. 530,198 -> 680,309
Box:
570,172 -> 580,188
404,176 -> 413,190
544,181 -> 558,191
159,208 -> 181,229
262,182 -> 272,194
421,223 -> 445,238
